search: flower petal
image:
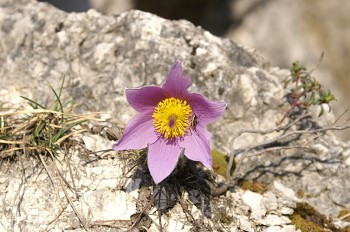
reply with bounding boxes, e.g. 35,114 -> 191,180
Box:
147,139 -> 182,184
126,86 -> 166,113
188,93 -> 226,126
113,111 -> 158,150
162,60 -> 192,98
179,126 -> 212,168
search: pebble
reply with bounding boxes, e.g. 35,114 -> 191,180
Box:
260,214 -> 291,226
242,190 -> 266,218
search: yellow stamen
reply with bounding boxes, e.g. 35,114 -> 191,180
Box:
152,97 -> 192,139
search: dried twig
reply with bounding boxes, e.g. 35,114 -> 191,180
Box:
45,149 -> 89,231
47,203 -> 68,226
128,201 -> 153,230
64,145 -> 79,200
339,212 -> 350,220
214,110 -> 350,197
226,112 -> 310,179
58,174 -> 89,231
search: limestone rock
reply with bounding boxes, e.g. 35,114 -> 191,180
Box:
229,0 -> 350,140
1,0 -> 350,231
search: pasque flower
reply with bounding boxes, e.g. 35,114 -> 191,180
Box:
113,61 -> 226,184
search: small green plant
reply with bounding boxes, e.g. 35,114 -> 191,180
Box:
278,61 -> 336,125
0,77 -> 96,158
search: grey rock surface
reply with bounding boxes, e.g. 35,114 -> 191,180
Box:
1,0 -> 350,231
37,0 -> 350,141
229,0 -> 350,140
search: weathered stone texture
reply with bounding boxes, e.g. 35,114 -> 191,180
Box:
1,0 -> 350,231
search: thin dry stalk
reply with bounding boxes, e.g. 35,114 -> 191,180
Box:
0,107 -> 99,158
213,110 -> 350,197
339,212 -> 350,220
58,173 -> 89,231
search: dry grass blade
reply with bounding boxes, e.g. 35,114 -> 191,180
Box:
339,212 -> 350,220
0,107 -> 99,158
0,77 -> 102,231
0,109 -> 101,121
0,139 -> 25,145
54,129 -> 87,145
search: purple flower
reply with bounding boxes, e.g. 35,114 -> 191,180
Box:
113,61 -> 226,184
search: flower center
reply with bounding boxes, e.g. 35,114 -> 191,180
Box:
152,97 -> 192,139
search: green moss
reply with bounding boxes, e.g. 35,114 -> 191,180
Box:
238,180 -> 266,194
297,189 -> 305,198
338,210 -> 350,222
296,189 -> 319,199
290,202 -> 339,232
211,149 -> 235,178
305,193 -> 317,198
291,214 -> 325,232
340,227 -> 350,232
